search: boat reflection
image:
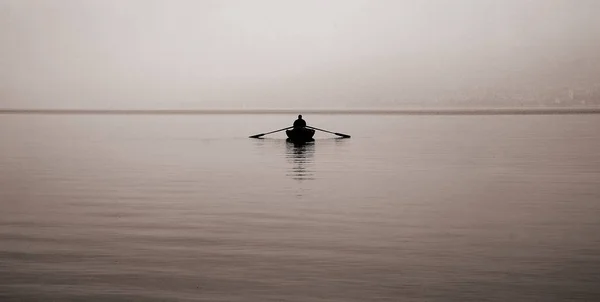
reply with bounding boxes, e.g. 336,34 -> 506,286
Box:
285,140 -> 315,181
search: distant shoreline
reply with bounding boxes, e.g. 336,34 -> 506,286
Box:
1,108 -> 600,115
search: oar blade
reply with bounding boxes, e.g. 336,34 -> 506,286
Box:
249,133 -> 265,138
335,133 -> 351,138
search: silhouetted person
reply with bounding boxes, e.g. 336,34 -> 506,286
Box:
293,115 -> 307,129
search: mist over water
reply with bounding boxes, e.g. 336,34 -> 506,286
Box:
2,0 -> 600,109
2,1 -> 600,301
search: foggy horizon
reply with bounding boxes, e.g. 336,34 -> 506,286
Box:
3,2 -> 600,301
2,0 -> 600,109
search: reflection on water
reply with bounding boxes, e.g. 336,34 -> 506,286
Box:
250,138 -> 316,182
285,140 -> 315,181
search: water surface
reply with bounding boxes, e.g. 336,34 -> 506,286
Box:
1,114 -> 599,301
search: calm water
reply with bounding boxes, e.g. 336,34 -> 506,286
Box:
1,114 -> 600,301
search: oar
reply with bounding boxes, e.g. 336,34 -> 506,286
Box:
249,126 -> 293,138
307,126 -> 351,138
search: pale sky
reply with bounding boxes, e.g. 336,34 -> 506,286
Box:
1,0 -> 600,109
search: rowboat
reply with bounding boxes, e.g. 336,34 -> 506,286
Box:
286,127 -> 315,142
249,121 -> 349,140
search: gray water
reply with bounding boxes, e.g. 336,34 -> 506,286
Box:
1,114 -> 600,301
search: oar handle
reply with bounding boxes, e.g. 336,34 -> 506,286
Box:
306,126 -> 351,138
306,126 -> 334,134
249,126 -> 293,138
262,126 -> 293,135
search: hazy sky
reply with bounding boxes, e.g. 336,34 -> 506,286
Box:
2,0 -> 600,109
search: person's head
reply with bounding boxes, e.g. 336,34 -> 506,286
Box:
298,115 -> 303,119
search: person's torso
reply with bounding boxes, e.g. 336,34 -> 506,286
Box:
293,119 -> 306,128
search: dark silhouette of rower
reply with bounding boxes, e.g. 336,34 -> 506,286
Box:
293,115 -> 307,129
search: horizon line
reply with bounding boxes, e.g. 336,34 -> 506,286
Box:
1,107 -> 600,115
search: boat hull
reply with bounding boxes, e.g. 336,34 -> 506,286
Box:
286,128 -> 315,142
